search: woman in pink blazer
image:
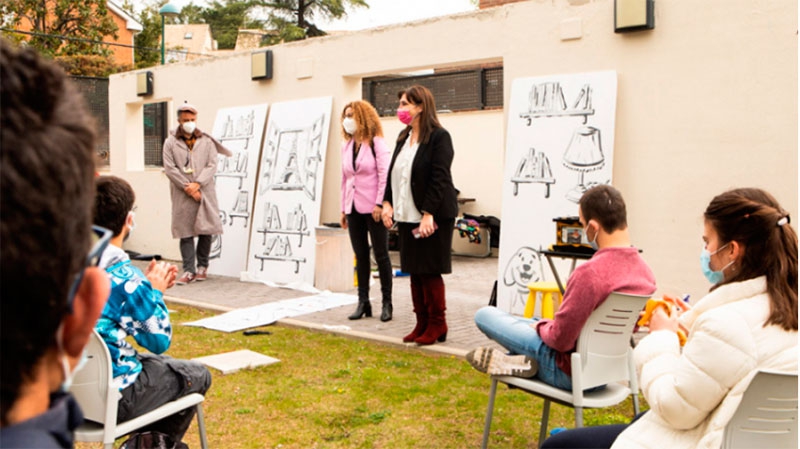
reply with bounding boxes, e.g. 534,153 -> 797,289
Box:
340,100 -> 393,321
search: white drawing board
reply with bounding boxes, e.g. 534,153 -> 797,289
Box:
246,96 -> 333,285
496,71 -> 617,315
208,103 -> 269,277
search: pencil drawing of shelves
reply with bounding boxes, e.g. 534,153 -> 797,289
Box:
511,148 -> 555,198
215,152 -> 248,189
519,82 -> 595,125
253,235 -> 306,273
255,203 -> 310,246
228,190 -> 250,227
218,111 -> 256,149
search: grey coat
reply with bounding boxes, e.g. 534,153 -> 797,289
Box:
163,127 -> 232,239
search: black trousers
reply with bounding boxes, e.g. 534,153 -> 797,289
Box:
540,412 -> 647,448
118,354 -> 212,442
179,235 -> 212,274
346,212 -> 392,302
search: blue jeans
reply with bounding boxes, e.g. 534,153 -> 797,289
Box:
474,306 -> 572,390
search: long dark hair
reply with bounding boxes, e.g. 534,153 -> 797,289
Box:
397,85 -> 442,145
704,188 -> 798,330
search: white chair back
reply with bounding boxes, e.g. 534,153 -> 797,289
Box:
70,329 -> 120,425
71,329 -> 209,449
571,292 -> 648,391
722,370 -> 798,449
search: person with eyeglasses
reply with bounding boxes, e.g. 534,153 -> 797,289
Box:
0,38 -> 112,448
92,176 -> 211,445
162,102 -> 232,285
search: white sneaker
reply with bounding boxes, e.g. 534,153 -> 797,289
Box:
466,347 -> 538,378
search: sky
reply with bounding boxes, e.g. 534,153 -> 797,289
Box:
165,0 -> 478,32
313,0 -> 477,31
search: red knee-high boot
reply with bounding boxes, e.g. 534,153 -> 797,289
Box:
415,275 -> 447,345
403,275 -> 428,343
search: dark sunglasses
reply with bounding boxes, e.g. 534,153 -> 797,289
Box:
65,225 -> 112,311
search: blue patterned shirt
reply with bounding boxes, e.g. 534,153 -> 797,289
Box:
96,246 -> 172,390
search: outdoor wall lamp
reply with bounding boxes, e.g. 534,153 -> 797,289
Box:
136,71 -> 153,96
251,50 -> 274,80
614,0 -> 654,33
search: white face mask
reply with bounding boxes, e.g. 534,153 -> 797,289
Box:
342,117 -> 357,135
55,324 -> 89,392
124,211 -> 136,242
182,121 -> 196,134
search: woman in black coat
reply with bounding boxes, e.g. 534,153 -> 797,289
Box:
381,85 -> 458,345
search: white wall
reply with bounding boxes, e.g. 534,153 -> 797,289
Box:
107,0 -> 797,300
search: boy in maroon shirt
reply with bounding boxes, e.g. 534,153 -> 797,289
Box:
468,185 -> 656,390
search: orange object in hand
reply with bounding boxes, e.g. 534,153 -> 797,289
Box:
638,296 -> 688,346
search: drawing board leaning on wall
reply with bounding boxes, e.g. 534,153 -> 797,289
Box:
246,96 -> 333,285
496,71 -> 617,315
208,104 -> 269,278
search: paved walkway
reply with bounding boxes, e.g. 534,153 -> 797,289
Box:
152,252 -> 504,358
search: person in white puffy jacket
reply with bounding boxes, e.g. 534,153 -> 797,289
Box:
543,187 -> 798,449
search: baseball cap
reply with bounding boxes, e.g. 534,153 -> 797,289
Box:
177,102 -> 197,114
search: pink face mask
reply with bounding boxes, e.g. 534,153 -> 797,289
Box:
397,109 -> 414,125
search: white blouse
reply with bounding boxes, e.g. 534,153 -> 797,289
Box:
390,133 -> 422,223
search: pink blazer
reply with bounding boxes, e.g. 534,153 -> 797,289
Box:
341,136 -> 390,215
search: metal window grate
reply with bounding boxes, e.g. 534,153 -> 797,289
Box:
71,76 -> 109,166
364,67 -> 503,116
483,67 -> 504,108
144,102 -> 168,167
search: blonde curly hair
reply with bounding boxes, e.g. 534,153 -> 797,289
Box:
341,100 -> 383,143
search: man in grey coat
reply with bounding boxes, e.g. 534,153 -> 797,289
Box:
163,102 -> 231,284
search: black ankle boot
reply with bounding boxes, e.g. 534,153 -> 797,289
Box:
348,300 -> 372,320
380,300 -> 393,322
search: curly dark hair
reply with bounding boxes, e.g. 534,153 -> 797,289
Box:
0,38 -> 97,424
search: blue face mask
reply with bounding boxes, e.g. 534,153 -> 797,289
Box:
700,243 -> 733,285
584,225 -> 599,250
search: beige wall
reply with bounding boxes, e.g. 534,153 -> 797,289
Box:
107,0 -> 797,300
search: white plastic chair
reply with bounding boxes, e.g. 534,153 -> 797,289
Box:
481,291 -> 650,449
70,329 -> 209,449
722,370 -> 798,449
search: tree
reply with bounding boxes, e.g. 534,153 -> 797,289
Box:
255,0 -> 369,44
201,0 -> 264,50
1,0 -> 118,61
121,0 -> 169,69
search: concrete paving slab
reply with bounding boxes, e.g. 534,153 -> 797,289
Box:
136,252 -> 504,357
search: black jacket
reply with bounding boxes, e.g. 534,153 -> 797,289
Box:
383,127 -> 458,220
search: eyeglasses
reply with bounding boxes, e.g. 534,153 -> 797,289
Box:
65,225 -> 112,311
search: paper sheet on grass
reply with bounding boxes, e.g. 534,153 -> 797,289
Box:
183,292 -> 358,332
193,349 -> 280,375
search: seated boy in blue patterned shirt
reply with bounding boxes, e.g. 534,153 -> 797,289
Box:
93,175 -> 211,443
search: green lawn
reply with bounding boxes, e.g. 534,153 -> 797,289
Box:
79,304 -> 643,448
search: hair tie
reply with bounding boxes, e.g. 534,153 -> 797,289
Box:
777,215 -> 790,227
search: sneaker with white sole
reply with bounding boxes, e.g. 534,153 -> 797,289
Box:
465,347 -> 538,378
176,271 -> 195,285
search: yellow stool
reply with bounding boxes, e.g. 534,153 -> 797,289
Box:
524,282 -> 564,319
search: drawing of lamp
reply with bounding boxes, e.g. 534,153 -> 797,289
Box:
562,126 -> 605,203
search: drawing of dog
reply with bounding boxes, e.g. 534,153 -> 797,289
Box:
503,246 -> 542,311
